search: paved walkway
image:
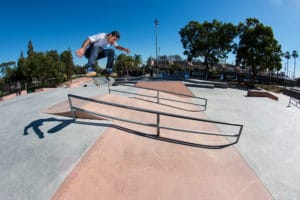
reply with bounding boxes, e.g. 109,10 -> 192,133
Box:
0,79 -> 299,199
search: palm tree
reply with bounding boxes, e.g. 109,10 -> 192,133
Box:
133,54 -> 142,68
292,50 -> 298,79
284,51 -> 291,78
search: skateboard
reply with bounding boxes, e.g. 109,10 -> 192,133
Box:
93,76 -> 115,87
106,76 -> 116,85
105,72 -> 117,85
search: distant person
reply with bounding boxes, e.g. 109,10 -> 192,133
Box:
15,81 -> 21,96
76,31 -> 130,77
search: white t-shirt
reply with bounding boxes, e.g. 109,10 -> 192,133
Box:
88,33 -> 118,48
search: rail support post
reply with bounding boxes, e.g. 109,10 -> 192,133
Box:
156,113 -> 160,137
68,95 -> 76,120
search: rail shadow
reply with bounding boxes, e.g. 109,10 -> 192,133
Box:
111,124 -> 236,149
23,117 -> 234,149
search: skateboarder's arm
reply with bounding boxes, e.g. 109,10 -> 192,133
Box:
76,38 -> 92,57
81,38 -> 92,48
115,45 -> 130,54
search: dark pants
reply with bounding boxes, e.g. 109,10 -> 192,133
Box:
84,46 -> 115,71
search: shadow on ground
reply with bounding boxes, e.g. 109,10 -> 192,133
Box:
23,118 -> 110,139
23,117 -> 236,149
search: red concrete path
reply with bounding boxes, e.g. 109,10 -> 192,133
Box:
51,82 -> 272,200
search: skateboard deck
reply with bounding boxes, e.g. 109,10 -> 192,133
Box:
106,77 -> 115,85
93,77 -> 115,87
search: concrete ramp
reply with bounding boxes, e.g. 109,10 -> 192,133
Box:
136,81 -> 194,97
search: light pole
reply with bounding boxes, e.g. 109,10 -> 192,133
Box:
154,18 -> 159,77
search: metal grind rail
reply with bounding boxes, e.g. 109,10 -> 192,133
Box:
108,83 -> 208,111
68,94 -> 243,146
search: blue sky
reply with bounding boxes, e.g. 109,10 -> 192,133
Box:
1,0 -> 300,77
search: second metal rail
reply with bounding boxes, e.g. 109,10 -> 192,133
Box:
108,83 -> 208,111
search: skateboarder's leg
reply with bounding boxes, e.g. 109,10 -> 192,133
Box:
85,46 -> 101,77
98,48 -> 115,75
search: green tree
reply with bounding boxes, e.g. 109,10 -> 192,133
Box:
16,51 -> 28,82
179,20 -> 237,78
145,57 -> 155,75
262,41 -> 282,82
60,49 -> 75,79
45,50 -> 64,83
115,54 -> 136,76
0,61 -> 16,92
133,54 -> 142,68
0,61 -> 16,77
25,52 -> 47,82
27,40 -> 34,58
292,50 -> 298,79
74,64 -> 86,75
284,51 -> 291,78
235,18 -> 282,86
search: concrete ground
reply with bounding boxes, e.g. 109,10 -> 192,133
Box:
189,87 -> 300,200
0,78 -> 299,200
0,80 -> 117,200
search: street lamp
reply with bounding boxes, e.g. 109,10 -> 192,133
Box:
154,18 -> 159,77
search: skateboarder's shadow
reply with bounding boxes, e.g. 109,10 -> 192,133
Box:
23,117 -> 109,139
24,118 -> 73,139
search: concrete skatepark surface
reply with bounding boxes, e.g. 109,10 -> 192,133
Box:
0,77 -> 299,199
190,87 -> 300,200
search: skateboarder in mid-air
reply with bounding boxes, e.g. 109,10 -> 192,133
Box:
76,31 -> 130,77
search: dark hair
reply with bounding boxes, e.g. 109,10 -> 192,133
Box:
110,31 -> 120,39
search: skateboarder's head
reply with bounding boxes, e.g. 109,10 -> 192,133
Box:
110,31 -> 120,39
107,31 -> 120,44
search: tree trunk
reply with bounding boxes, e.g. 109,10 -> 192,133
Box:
204,60 -> 210,79
250,65 -> 256,88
